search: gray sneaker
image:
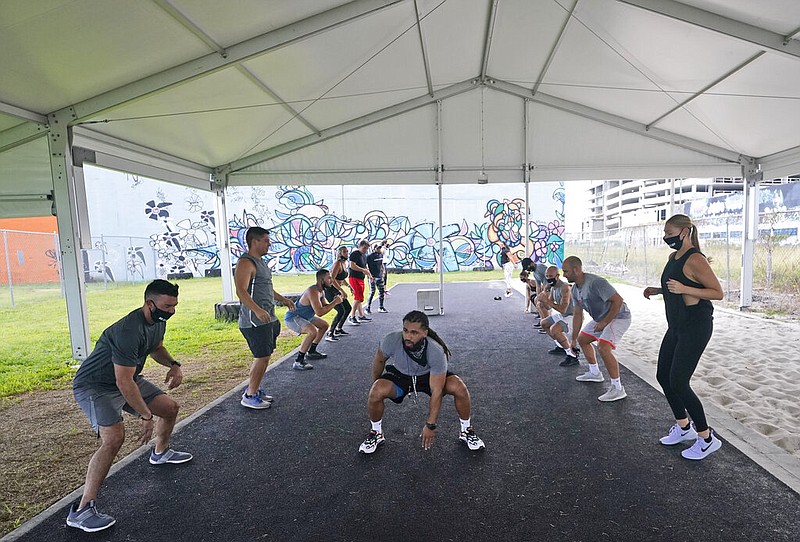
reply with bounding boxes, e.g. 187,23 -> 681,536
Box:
149,448 -> 193,465
66,500 -> 116,532
598,385 -> 627,402
576,370 -> 605,382
293,360 -> 314,370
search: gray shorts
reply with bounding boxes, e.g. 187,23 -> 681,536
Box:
284,314 -> 313,334
73,378 -> 164,431
542,312 -> 570,333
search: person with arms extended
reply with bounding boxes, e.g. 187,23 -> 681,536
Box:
536,266 -> 578,367
284,269 -> 343,370
236,226 -> 296,409
644,214 -> 724,460
68,279 -> 191,532
358,310 -> 485,454
324,245 -> 353,341
561,256 -> 632,402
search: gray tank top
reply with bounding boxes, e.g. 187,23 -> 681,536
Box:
238,252 -> 277,328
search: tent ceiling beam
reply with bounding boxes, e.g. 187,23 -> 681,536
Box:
226,78 -> 478,173
151,0 -> 227,57
617,0 -> 800,61
237,65 -> 321,135
413,0 -> 434,97
532,0 -> 579,96
59,0 -> 405,124
489,77 -> 745,164
0,122 -> 48,154
646,51 -> 765,130
480,0 -> 500,81
0,100 -> 48,124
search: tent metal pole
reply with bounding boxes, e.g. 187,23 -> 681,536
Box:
524,99 -> 531,257
436,100 -> 444,315
213,173 -> 235,302
48,113 -> 91,359
739,158 -> 760,309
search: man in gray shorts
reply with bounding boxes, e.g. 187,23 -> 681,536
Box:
236,226 -> 296,409
562,256 -> 632,402
69,279 -> 192,532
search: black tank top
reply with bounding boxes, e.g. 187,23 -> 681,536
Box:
332,260 -> 348,281
660,247 -> 713,327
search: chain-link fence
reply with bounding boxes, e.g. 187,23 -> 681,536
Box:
565,210 -> 800,315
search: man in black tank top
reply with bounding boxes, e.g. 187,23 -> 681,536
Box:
644,215 -> 724,460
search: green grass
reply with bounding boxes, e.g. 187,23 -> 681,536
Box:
0,270 -> 504,397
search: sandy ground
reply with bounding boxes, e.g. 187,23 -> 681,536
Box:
607,282 -> 800,460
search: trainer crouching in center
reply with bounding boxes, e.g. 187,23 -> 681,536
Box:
358,310 -> 485,454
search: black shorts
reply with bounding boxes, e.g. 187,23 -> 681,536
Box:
379,365 -> 456,404
240,320 -> 281,358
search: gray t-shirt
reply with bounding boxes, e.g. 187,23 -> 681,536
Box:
379,331 -> 447,377
238,252 -> 277,328
73,308 -> 165,391
533,263 -> 547,285
551,280 -> 574,317
571,273 -> 631,322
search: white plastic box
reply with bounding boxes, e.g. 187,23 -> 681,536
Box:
416,288 -> 440,315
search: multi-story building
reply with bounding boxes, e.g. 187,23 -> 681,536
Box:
582,177 -> 796,234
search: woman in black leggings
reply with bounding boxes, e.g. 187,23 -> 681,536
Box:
325,246 -> 353,341
644,214 -> 724,460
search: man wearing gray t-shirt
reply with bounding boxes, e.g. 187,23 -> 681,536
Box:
562,256 -> 632,402
358,311 -> 485,454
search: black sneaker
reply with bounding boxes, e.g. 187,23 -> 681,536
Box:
365,307 -> 372,314
548,347 -> 566,355
306,351 -> 328,360
533,322 -> 542,328
335,328 -> 350,336
378,307 -> 388,313
559,355 -> 579,367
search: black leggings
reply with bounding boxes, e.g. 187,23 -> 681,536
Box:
656,307 -> 713,432
325,287 -> 351,332
367,277 -> 385,309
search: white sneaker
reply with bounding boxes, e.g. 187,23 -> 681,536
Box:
576,370 -> 604,382
659,424 -> 698,446
598,385 -> 627,402
358,430 -> 385,454
681,431 -> 722,460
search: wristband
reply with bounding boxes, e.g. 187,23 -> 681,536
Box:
170,359 -> 181,367
141,414 -> 153,421
425,422 -> 437,430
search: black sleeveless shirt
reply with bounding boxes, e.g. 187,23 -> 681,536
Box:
660,247 -> 713,328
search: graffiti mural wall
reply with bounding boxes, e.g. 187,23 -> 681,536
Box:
84,165 -> 566,280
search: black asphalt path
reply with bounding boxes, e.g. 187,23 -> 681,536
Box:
10,281 -> 800,541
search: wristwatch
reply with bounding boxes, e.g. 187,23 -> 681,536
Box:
425,422 -> 437,430
170,360 -> 181,367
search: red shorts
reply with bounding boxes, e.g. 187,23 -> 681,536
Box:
349,277 -> 365,302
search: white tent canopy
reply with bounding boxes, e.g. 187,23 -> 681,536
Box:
2,0 -> 799,357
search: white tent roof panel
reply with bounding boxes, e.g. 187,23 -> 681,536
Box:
419,0 -> 487,86
679,0 -> 800,36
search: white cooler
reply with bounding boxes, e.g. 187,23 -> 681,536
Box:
416,288 -> 440,315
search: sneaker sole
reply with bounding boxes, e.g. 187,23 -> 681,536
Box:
598,392 -> 627,402
66,519 -> 116,533
659,434 -> 697,446
576,375 -> 605,382
149,456 -> 193,465
240,400 -> 271,410
682,440 -> 722,460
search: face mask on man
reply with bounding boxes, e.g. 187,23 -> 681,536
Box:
546,277 -> 558,286
149,301 -> 173,322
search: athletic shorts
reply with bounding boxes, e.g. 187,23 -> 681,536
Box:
240,319 -> 281,358
349,277 -> 365,302
73,378 -> 164,431
378,365 -> 456,404
285,314 -> 314,334
542,312 -> 570,333
580,318 -> 631,349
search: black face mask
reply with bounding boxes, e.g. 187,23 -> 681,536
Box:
149,302 -> 173,322
546,277 -> 558,286
663,235 -> 683,250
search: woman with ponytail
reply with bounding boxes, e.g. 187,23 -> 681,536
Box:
644,214 -> 724,460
